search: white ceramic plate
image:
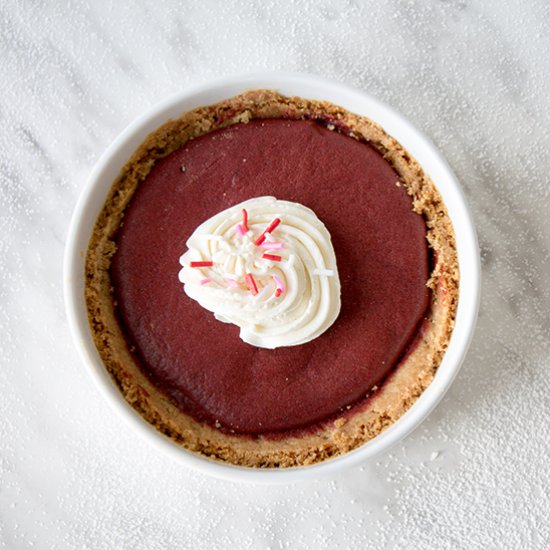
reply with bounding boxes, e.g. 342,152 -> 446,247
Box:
64,72 -> 480,483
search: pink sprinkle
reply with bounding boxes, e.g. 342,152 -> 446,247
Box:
226,279 -> 238,288
200,278 -> 211,286
273,275 -> 285,297
236,224 -> 245,237
260,242 -> 284,250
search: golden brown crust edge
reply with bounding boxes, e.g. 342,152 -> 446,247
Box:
85,90 -> 459,468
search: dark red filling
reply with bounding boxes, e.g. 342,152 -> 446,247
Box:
111,119 -> 430,435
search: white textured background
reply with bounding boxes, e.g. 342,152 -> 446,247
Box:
1,1 -> 550,548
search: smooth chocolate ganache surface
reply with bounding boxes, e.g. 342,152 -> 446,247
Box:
110,119 -> 430,435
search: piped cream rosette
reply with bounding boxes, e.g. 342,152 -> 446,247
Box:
178,196 -> 340,349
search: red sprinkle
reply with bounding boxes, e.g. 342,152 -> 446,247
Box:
254,217 -> 281,246
262,253 -> 282,262
242,209 -> 249,232
245,273 -> 258,296
189,261 -> 213,268
275,288 -> 282,298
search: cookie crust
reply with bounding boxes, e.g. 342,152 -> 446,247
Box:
85,90 -> 458,468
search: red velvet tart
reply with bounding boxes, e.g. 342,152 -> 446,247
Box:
86,91 -> 458,467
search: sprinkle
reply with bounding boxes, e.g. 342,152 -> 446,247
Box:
262,253 -> 282,262
254,217 -> 281,245
236,224 -> 245,237
190,261 -> 213,268
313,268 -> 334,276
260,242 -> 284,250
265,217 -> 281,234
226,279 -> 238,288
199,278 -> 211,286
241,209 -> 249,232
245,273 -> 258,296
273,275 -> 285,297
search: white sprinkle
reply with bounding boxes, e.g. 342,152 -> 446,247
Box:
313,268 -> 334,276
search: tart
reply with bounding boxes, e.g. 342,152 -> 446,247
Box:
85,90 -> 458,467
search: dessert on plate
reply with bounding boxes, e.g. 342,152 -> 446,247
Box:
85,90 -> 458,467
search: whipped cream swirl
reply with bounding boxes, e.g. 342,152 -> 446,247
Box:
178,196 -> 340,349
